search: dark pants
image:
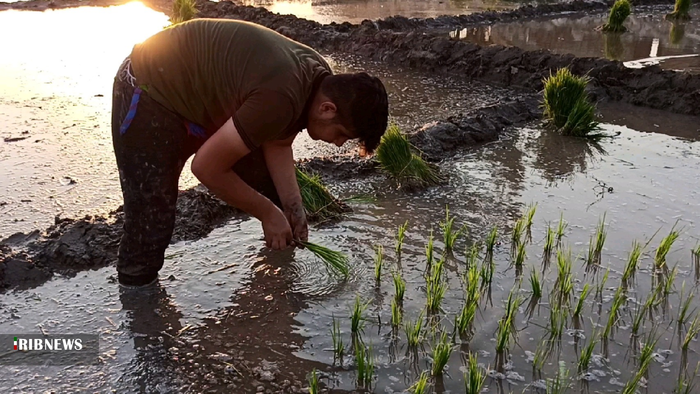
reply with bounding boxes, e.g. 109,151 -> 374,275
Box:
111,77 -> 280,286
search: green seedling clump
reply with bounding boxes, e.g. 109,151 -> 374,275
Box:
391,298 -> 402,329
375,124 -> 443,189
374,244 -> 384,283
440,205 -> 465,254
408,371 -> 431,394
587,214 -> 607,267
485,225 -> 498,262
298,241 -> 349,278
455,298 -> 479,338
355,343 -> 375,389
171,0 -> 197,24
405,313 -> 425,348
578,334 -> 598,373
654,227 -> 680,270
464,352 -> 486,394
350,295 -> 369,334
396,220 -> 409,254
296,167 -> 347,221
603,0 -> 632,32
430,331 -> 453,376
667,0 -> 692,21
542,68 -> 601,138
331,316 -> 344,363
308,368 -> 319,394
392,271 -> 406,303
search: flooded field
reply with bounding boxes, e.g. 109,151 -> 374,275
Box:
451,8 -> 700,72
1,1 -> 700,393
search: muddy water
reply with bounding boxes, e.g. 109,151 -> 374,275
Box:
451,9 -> 700,72
239,0 -> 520,25
0,4 -> 509,238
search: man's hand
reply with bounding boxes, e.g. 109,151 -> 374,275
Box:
262,206 -> 294,250
284,201 -> 308,245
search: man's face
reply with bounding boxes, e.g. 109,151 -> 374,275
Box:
307,123 -> 355,147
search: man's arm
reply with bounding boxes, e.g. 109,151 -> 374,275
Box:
261,134 -> 309,243
191,118 -> 293,250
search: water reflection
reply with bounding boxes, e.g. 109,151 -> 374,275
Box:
451,10 -> 700,72
530,129 -> 607,184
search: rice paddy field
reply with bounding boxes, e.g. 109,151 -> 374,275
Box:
1,0 -> 699,393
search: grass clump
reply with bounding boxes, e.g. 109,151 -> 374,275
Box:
654,227 -> 680,271
602,286 -> 626,356
667,0 -> 692,21
308,368 -> 319,394
350,295 -> 369,334
396,220 -> 409,255
375,124 -> 443,189
297,241 -> 349,278
296,168 -> 347,222
405,313 -> 425,349
542,68 -> 601,138
355,344 -> 375,389
331,316 -> 345,364
578,334 -> 598,373
408,371 -> 431,394
374,244 -> 384,283
440,205 -> 465,254
464,353 -> 486,394
430,331 -> 453,376
602,0 -> 631,32
170,0 -> 197,24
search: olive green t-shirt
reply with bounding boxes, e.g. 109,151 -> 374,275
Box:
129,18 -> 332,150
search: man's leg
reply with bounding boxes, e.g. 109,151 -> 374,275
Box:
111,76 -> 189,286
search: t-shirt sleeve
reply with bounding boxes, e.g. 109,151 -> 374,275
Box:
232,90 -> 297,151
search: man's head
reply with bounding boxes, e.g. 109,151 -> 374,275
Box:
306,72 -> 389,153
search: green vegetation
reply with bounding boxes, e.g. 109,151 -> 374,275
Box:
396,220 -> 409,254
350,295 -> 369,334
297,241 -> 349,278
464,352 -> 486,394
355,343 -> 375,389
393,271 -> 406,303
573,283 -> 591,321
542,68 -> 602,138
455,298 -> 479,338
485,225 -> 498,262
308,368 -> 319,394
440,205 -> 465,254
578,334 -> 598,372
375,125 -> 443,188
426,258 -> 447,313
331,316 -> 344,363
391,298 -> 402,329
602,0 -> 632,32
374,244 -> 384,283
430,331 -> 453,376
170,0 -> 197,24
408,371 -> 431,394
296,167 -> 346,221
543,224 -> 556,269
622,240 -> 643,287
666,0 -> 692,21
511,217 -> 526,256
655,227 -> 680,270
405,313 -> 425,348
587,214 -> 607,267
555,213 -> 567,248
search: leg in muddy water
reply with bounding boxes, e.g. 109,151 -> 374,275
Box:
111,78 -> 191,286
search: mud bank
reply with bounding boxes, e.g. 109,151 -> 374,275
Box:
0,187 -> 240,291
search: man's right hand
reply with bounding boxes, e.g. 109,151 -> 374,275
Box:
262,206 -> 294,250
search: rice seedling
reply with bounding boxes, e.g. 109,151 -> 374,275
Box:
532,340 -> 549,373
555,213 -> 567,248
547,305 -> 566,344
546,362 -> 571,394
524,204 -> 537,242
396,220 -> 409,255
308,368 -> 319,394
170,0 -> 197,24
297,241 -> 350,278
542,224 -> 556,271
682,314 -> 700,355
425,230 -> 435,271
553,249 -> 574,307
621,240 -> 643,288
440,205 -> 465,254
391,299 -> 402,330
374,244 -> 384,283
654,227 -> 680,271
405,313 -> 425,349
350,295 -> 369,334
393,271 -> 406,304
464,352 -> 486,394
331,316 -> 345,363
602,286 -> 626,356
586,214 -> 607,267
514,241 -> 527,270
408,371 -> 431,394
510,217 -> 526,256
480,259 -> 494,292
464,260 -> 481,306
675,362 -> 700,394
677,282 -> 696,332
526,269 -> 542,318
355,343 -> 375,389
503,290 -> 523,337
295,167 -> 347,221
602,0 -> 631,32
466,243 -> 480,270
375,124 -> 443,189
455,299 -> 479,338
661,265 -> 678,298
694,243 -> 700,280
595,268 -> 610,302
630,292 -> 655,347
485,225 -> 498,262
623,333 -> 658,393
573,283 -> 591,322
578,333 -> 598,373
542,68 -> 601,138
431,331 -> 453,376
666,0 -> 692,21
495,318 -> 512,371
426,264 -> 448,314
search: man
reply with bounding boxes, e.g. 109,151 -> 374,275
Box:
111,18 -> 389,287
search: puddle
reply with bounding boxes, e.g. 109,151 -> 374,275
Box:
0,4 -> 510,238
239,0 -> 521,25
451,9 -> 700,72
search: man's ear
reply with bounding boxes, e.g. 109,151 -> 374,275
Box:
319,101 -> 337,118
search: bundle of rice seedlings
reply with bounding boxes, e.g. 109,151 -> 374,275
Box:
430,331 -> 453,376
375,124 -> 443,189
667,0 -> 692,21
602,0 -> 632,32
409,371 -> 431,394
542,68 -> 603,138
170,0 -> 197,24
295,167 -> 347,222
464,353 -> 486,394
297,240 -> 349,278
355,344 -> 375,389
